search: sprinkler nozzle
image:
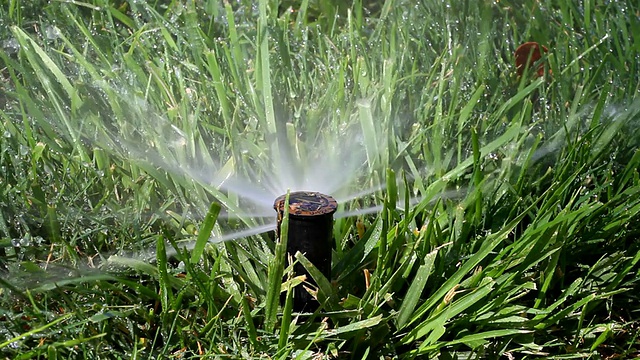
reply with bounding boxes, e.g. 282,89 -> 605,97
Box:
273,191 -> 337,312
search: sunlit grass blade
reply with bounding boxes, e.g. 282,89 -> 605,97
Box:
190,202 -> 221,265
397,249 -> 437,329
265,192 -> 289,333
295,251 -> 340,311
358,99 -> 382,170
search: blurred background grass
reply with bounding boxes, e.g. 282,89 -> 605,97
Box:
1,0 -> 639,358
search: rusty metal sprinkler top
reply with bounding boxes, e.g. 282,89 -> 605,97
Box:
273,191 -> 337,217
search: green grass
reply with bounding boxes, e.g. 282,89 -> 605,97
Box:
1,0 -> 640,358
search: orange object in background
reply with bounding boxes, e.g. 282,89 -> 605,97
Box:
515,42 -> 549,77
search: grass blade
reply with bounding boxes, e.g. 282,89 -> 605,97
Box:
397,249 -> 437,329
190,202 -> 221,265
266,192 -> 290,333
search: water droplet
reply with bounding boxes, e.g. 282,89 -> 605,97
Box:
45,25 -> 61,40
11,235 -> 32,247
2,38 -> 19,54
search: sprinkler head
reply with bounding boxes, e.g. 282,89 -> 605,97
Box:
274,191 -> 338,218
273,191 -> 337,312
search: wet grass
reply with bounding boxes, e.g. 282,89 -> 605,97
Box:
1,0 -> 640,358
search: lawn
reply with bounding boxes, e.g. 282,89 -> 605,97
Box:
1,0 -> 640,358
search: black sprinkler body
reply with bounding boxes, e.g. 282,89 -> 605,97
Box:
273,191 -> 337,312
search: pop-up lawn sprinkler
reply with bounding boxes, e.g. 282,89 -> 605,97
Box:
273,191 -> 337,312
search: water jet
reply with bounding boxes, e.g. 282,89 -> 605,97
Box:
273,191 -> 337,312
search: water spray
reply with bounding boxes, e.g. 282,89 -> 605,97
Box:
273,191 -> 337,312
